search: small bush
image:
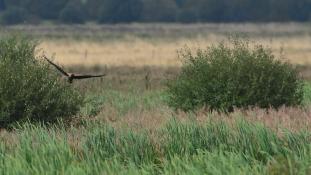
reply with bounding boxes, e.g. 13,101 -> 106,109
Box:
167,38 -> 303,112
0,36 -> 82,127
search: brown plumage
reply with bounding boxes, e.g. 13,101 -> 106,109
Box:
44,56 -> 106,83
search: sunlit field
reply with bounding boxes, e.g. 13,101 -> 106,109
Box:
1,23 -> 311,174
39,35 -> 311,67
2,23 -> 311,67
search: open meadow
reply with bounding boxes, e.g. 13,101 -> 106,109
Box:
1,23 -> 311,174
3,23 -> 311,67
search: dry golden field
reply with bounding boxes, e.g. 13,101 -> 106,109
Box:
38,36 -> 311,67
2,23 -> 311,67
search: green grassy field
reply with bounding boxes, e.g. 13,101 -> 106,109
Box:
0,81 -> 311,174
1,23 -> 311,174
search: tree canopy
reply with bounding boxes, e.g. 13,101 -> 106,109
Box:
0,0 -> 311,25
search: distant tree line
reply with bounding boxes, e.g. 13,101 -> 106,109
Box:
0,0 -> 311,25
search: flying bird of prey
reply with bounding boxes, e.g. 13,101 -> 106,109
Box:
43,56 -> 106,83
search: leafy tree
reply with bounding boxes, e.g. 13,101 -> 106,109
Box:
141,0 -> 178,22
287,0 -> 311,21
59,0 -> 85,24
198,0 -> 227,22
21,0 -> 68,20
175,0 -> 187,7
3,0 -> 22,8
0,0 -> 5,11
98,0 -> 143,23
222,0 -> 253,22
177,8 -> 199,23
85,0 -> 103,20
1,0 -> 311,24
1,7 -> 28,25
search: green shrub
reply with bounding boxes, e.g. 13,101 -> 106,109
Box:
167,39 -> 303,112
0,36 -> 82,127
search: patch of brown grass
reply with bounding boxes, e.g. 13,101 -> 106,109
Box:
38,35 -> 311,67
79,103 -> 311,135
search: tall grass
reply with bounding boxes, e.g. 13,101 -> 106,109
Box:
0,64 -> 311,174
80,89 -> 167,117
303,82 -> 311,106
1,118 -> 311,174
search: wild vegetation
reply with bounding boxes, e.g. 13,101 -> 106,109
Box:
5,23 -> 307,67
0,85 -> 311,174
0,36 -> 82,128
0,27 -> 311,174
167,39 -> 303,112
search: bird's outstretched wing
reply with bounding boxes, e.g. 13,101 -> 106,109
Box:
73,74 -> 107,79
43,56 -> 69,76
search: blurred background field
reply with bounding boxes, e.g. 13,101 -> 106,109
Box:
2,23 -> 308,86
2,23 -> 311,67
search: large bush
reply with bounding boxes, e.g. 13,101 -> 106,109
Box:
167,39 -> 303,112
0,36 -> 82,127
